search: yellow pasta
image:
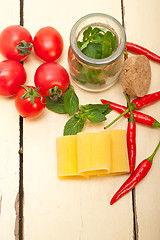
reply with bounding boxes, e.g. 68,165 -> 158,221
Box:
77,132 -> 111,175
56,135 -> 85,179
105,130 -> 130,175
56,130 -> 130,179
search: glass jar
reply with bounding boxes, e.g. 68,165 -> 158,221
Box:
68,13 -> 126,92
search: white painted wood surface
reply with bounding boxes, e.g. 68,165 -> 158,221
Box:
0,0 -> 160,239
0,1 -> 20,240
23,0 -> 133,240
124,0 -> 160,239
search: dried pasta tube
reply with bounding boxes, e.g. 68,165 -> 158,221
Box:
56,135 -> 85,179
77,132 -> 111,175
107,130 -> 130,175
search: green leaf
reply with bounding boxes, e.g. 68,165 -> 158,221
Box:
78,26 -> 117,61
101,40 -> 112,58
91,27 -> 103,36
103,107 -> 112,116
64,89 -> 79,116
77,41 -> 83,49
80,104 -> 111,115
80,40 -> 90,51
63,115 -> 86,135
86,110 -> 106,123
92,34 -> 104,43
83,26 -> 92,41
45,96 -> 66,114
82,42 -> 102,59
112,35 -> 117,52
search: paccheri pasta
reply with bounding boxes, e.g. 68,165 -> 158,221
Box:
56,130 -> 129,179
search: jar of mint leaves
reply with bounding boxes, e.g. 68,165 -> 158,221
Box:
68,13 -> 126,92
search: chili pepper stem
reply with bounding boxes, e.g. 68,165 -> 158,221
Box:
153,120 -> 160,128
104,108 -> 129,129
147,141 -> 160,163
124,92 -> 135,122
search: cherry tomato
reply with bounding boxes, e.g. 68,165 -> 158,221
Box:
14,86 -> 46,118
34,62 -> 70,97
0,25 -> 33,62
0,60 -> 26,97
33,26 -> 63,62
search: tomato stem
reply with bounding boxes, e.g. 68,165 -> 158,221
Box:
16,40 -> 33,56
49,86 -> 63,101
21,85 -> 43,104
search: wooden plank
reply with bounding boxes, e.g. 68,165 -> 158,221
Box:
124,0 -> 160,239
0,1 -> 20,239
23,0 -> 134,239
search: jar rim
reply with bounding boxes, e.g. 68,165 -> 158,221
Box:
70,13 -> 126,67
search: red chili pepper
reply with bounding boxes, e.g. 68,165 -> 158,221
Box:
132,91 -> 160,109
101,99 -> 160,128
124,93 -> 136,174
110,141 -> 160,205
126,42 -> 160,64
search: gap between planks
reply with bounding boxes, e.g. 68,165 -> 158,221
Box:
121,0 -> 139,239
18,1 -> 24,240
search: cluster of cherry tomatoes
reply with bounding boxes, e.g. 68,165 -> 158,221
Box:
0,25 -> 70,118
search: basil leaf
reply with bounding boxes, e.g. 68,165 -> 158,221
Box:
64,89 -> 79,116
45,96 -> 66,114
63,115 -> 86,136
86,110 -> 106,123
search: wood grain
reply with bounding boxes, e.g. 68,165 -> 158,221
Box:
22,0 -> 134,240
0,1 -> 20,240
124,0 -> 160,239
0,0 -> 159,239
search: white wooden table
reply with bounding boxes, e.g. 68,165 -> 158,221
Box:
0,0 -> 160,239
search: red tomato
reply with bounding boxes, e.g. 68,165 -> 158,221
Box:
0,25 -> 33,62
14,86 -> 46,118
0,60 -> 26,96
33,26 -> 63,62
34,62 -> 70,97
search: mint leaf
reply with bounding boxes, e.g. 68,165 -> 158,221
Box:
80,104 -> 111,115
80,40 -> 90,51
86,110 -> 106,123
82,42 -> 102,59
112,35 -> 117,52
91,27 -> 103,36
92,33 -> 104,43
77,26 -> 117,60
102,107 -> 112,116
45,96 -> 66,114
63,115 -> 86,135
77,41 -> 83,49
101,40 -> 112,58
64,89 -> 79,116
83,26 -> 92,41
